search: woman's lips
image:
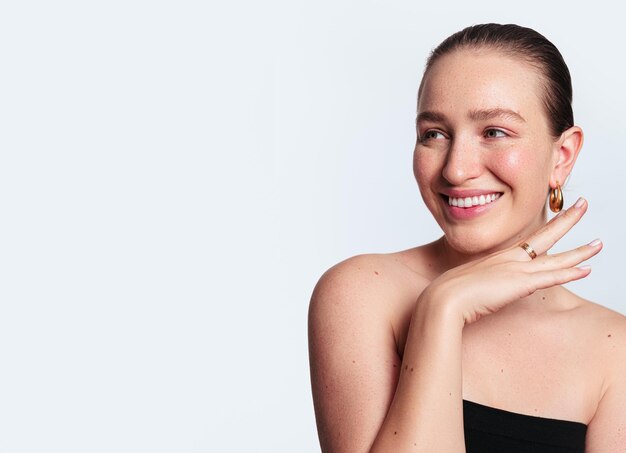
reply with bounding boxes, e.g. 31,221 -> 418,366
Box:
440,192 -> 503,219
447,192 -> 501,208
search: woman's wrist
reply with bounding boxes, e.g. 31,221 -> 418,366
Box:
415,285 -> 466,330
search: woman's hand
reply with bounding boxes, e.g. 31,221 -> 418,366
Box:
422,197 -> 602,326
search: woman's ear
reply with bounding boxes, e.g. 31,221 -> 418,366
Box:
551,126 -> 584,187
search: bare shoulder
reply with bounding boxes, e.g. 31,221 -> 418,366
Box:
576,298 -> 626,343
310,251 -> 428,309
308,248 -> 435,355
578,300 -> 626,451
309,250 -> 435,336
588,301 -> 626,361
572,297 -> 626,382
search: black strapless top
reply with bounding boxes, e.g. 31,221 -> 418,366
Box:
463,399 -> 587,452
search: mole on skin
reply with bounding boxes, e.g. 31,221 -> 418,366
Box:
608,334 -> 612,338
374,271 -> 379,275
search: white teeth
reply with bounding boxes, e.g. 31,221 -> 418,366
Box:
447,193 -> 500,208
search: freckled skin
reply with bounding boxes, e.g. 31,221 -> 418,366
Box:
414,49 -> 559,255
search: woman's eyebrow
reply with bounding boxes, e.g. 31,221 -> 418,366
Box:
416,111 -> 446,125
468,108 -> 526,123
416,108 -> 526,125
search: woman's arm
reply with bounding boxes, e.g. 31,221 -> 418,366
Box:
308,255 -> 410,452
369,288 -> 466,451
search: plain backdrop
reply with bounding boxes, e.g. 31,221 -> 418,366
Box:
1,1 -> 624,452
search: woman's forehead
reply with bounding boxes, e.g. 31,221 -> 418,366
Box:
418,49 -> 544,116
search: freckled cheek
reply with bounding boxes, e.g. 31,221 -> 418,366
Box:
490,148 -> 548,187
495,149 -> 524,173
413,152 -> 442,191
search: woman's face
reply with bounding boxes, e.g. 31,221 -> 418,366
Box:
414,49 -> 557,255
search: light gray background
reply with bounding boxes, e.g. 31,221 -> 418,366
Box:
1,1 -> 624,452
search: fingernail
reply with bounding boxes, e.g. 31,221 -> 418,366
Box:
588,239 -> 602,247
574,197 -> 585,208
578,265 -> 592,270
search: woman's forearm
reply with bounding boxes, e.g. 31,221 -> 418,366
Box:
370,291 -> 466,452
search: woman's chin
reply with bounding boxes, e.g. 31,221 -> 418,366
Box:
442,232 -> 506,257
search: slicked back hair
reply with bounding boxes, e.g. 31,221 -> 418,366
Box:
417,23 -> 573,138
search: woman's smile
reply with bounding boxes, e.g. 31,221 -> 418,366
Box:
441,191 -> 502,220
413,49 -> 557,254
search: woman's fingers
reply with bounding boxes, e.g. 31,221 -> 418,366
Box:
516,230 -> 601,295
527,266 -> 592,293
521,197 -> 588,257
531,238 -> 603,271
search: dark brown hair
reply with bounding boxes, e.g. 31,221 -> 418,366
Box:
417,23 -> 573,138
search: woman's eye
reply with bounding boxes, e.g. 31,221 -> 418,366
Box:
485,129 -> 507,138
421,130 -> 446,141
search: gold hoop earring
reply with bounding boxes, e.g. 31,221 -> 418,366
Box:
549,182 -> 563,213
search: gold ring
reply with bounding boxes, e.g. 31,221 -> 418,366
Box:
519,242 -> 537,259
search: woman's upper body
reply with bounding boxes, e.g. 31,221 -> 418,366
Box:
309,245 -> 626,451
308,24 -> 626,452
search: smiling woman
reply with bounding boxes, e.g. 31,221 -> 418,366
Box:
308,23 -> 626,452
414,49 -> 565,255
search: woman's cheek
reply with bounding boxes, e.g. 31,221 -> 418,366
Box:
491,146 -> 534,181
500,147 -> 523,171
413,152 -> 439,188
490,145 -> 552,205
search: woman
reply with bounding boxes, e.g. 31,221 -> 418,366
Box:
308,24 -> 626,452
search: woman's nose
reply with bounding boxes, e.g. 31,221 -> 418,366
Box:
441,137 -> 483,185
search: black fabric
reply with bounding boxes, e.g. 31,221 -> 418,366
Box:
463,399 -> 587,453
